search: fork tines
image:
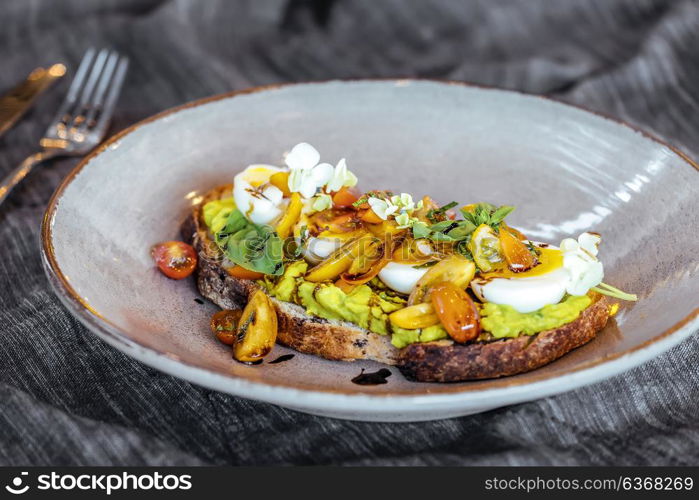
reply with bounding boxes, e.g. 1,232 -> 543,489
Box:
48,48 -> 128,140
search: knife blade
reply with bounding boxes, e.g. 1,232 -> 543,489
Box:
0,63 -> 66,139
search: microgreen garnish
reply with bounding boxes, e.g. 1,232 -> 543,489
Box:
427,201 -> 458,222
591,282 -> 638,301
411,219 -> 476,242
461,203 -> 515,229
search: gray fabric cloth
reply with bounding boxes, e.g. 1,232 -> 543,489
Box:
0,0 -> 697,466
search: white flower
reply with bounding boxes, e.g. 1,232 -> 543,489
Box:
310,162 -> 334,186
367,197 -> 399,220
395,213 -> 420,229
560,232 -> 604,296
578,231 -> 600,257
326,158 -> 358,192
285,143 -> 359,199
311,193 -> 333,212
284,143 -> 319,170
390,193 -> 416,212
288,168 -> 318,198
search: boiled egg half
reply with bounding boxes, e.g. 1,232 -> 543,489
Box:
471,244 -> 568,313
378,262 -> 429,295
233,164 -> 286,225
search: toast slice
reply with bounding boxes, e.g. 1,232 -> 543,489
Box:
182,185 -> 612,382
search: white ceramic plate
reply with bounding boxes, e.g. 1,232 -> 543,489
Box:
42,80 -> 698,421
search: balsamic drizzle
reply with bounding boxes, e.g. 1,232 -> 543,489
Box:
268,354 -> 295,364
351,368 -> 392,385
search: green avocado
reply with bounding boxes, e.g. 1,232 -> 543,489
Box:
480,294 -> 591,339
271,260 -> 307,301
267,262 -> 447,346
202,198 -> 236,235
204,198 -> 591,348
265,262 -> 591,347
390,324 -> 448,349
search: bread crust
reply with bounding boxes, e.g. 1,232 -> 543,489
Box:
182,185 -> 612,382
397,295 -> 609,382
182,185 -> 398,364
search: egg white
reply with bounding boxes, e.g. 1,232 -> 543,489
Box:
472,268 -> 569,313
378,262 -> 429,295
233,164 -> 286,225
470,242 -> 572,313
301,236 -> 345,264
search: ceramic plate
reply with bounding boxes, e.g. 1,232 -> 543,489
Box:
42,80 -> 698,422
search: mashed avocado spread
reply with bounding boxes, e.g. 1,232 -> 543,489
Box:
480,295 -> 591,339
262,261 -> 448,348
203,198 -> 236,235
202,201 -> 591,348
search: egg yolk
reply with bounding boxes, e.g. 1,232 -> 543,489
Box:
243,166 -> 277,187
481,247 -> 563,278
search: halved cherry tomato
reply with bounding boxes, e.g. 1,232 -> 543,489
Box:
269,171 -> 291,196
340,232 -> 404,285
305,233 -> 372,282
210,309 -> 243,345
359,208 -> 383,224
392,238 -> 434,263
467,224 -> 503,273
499,227 -> 536,272
332,187 -> 360,207
389,302 -> 440,329
310,208 -> 360,233
234,290 -> 278,363
407,255 -> 475,306
502,223 -> 527,241
152,241 -> 197,280
276,192 -> 303,239
346,237 -> 384,275
430,282 -> 480,343
227,266 -> 265,280
328,213 -> 359,233
334,277 -> 358,294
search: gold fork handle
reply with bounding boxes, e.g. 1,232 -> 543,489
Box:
0,149 -> 62,207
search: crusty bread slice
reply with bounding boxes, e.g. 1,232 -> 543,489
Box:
181,185 -> 612,382
182,185 -> 399,365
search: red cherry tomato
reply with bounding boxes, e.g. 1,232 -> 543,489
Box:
430,282 -> 481,343
226,266 -> 265,280
152,241 -> 197,280
499,228 -> 537,272
210,309 -> 243,345
332,187 -> 360,207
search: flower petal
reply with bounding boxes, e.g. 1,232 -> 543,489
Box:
368,197 -> 390,220
578,232 -> 601,257
327,158 -> 358,192
311,193 -> 333,212
285,142 -> 320,170
311,162 -> 334,187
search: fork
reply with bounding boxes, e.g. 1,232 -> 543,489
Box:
0,48 -> 128,206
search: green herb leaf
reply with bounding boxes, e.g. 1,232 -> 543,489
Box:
460,203 -> 515,228
215,208 -> 285,275
489,205 -> 515,226
410,219 -> 475,242
411,221 -> 431,239
454,240 -> 474,260
427,201 -> 458,222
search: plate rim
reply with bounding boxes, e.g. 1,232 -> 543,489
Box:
40,79 -> 699,410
